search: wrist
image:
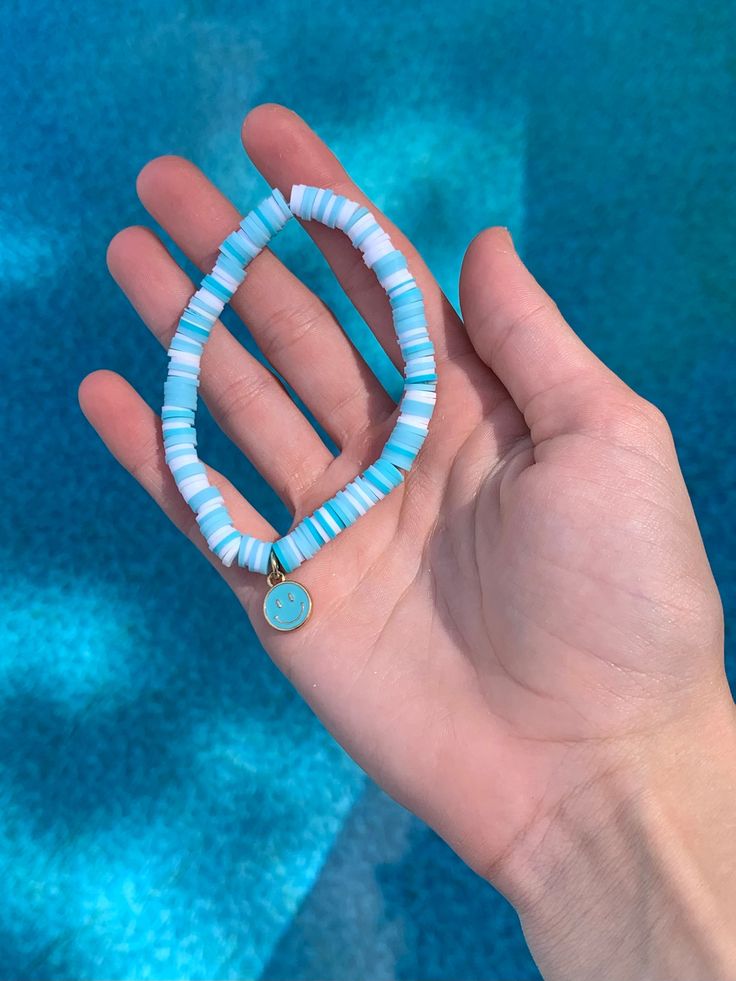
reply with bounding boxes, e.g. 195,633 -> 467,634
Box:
502,694 -> 736,981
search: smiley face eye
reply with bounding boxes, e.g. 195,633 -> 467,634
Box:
288,591 -> 295,602
275,599 -> 283,608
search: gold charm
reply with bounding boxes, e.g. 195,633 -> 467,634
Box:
263,553 -> 312,631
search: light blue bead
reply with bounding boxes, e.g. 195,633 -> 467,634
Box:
326,194 -> 346,227
171,462 -> 205,481
344,205 -> 369,231
189,487 -> 221,511
353,221 -> 380,248
240,214 -> 269,249
313,508 -> 338,540
364,464 -> 392,494
233,230 -> 260,259
177,328 -> 208,346
354,474 -> 381,503
200,518 -> 231,542
215,251 -> 246,280
169,362 -> 199,377
190,294 -> 220,317
405,380 -> 437,394
162,407 -> 195,420
336,490 -> 361,521
374,458 -> 404,487
271,188 -> 291,220
181,308 -> 213,329
271,540 -> 294,573
170,337 -> 203,355
392,423 -> 425,448
237,535 -> 254,568
405,370 -> 438,384
292,524 -> 316,559
400,398 -> 434,419
346,480 -> 373,511
393,301 -> 425,321
164,447 -> 193,463
390,287 -> 423,307
164,425 -> 195,439
221,232 -> 249,263
213,530 -> 239,555
402,341 -> 434,359
387,275 -> 416,294
395,313 -> 428,331
382,444 -> 416,469
299,186 -> 317,218
389,431 -> 424,454
328,495 -> 353,526
163,391 -> 197,411
372,251 -> 406,278
324,499 -> 348,529
314,190 -> 333,222
255,202 -> 280,236
198,508 -> 231,536
282,534 -> 305,568
202,274 -> 231,301
301,518 -> 324,550
164,435 -> 198,451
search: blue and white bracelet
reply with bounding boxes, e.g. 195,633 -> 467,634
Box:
162,185 -> 437,631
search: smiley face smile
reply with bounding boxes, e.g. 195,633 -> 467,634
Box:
263,580 -> 312,632
273,601 -> 306,625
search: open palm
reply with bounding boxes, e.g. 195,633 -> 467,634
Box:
81,105 -> 726,913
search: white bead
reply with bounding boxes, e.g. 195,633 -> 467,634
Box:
335,200 -> 359,229
169,455 -> 199,471
263,195 -> 287,230
235,229 -> 260,257
309,518 -> 331,544
207,525 -> 234,549
385,273 -> 415,293
289,184 -> 306,215
197,497 -> 224,517
347,212 -> 375,244
350,482 -> 374,510
319,507 -> 341,536
179,475 -> 209,500
251,541 -> 268,572
194,288 -> 225,315
398,328 -> 429,344
220,537 -> 240,566
343,487 -> 367,516
173,332 -> 204,350
168,350 -> 201,367
311,188 -> 328,218
211,265 -> 240,290
397,413 -> 429,430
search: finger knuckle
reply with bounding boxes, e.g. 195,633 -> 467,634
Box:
258,299 -> 329,363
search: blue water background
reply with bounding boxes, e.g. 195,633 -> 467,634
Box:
1,1 -> 734,977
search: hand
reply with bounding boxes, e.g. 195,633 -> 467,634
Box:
80,104 -> 735,979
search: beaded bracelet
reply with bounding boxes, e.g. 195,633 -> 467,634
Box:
162,185 -> 437,631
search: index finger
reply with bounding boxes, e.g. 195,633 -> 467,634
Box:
242,104 -> 472,370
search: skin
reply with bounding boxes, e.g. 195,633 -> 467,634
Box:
79,104 -> 736,979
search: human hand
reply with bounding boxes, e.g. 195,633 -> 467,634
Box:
80,104 -> 735,979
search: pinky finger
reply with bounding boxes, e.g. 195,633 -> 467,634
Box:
78,369 -> 276,613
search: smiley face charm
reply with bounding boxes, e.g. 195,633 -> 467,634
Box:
264,579 -> 312,631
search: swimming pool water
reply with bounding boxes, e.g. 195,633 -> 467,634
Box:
1,1 -> 733,977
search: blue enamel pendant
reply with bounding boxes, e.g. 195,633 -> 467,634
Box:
263,554 -> 312,631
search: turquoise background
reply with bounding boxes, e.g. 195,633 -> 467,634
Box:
1,1 -> 733,978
